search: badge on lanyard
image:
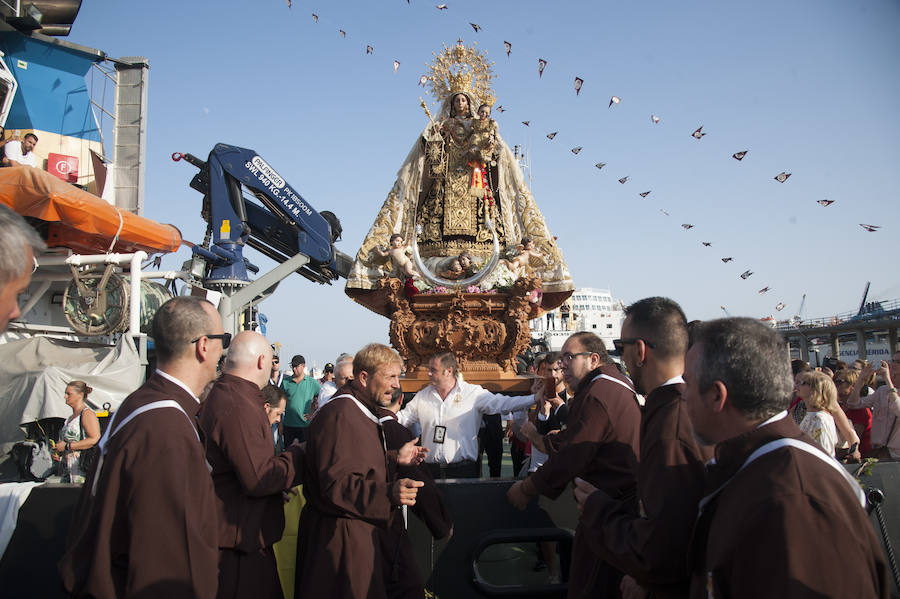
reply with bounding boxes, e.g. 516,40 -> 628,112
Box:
433,425 -> 447,444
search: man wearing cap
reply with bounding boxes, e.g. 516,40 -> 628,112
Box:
280,355 -> 320,446
318,362 -> 336,404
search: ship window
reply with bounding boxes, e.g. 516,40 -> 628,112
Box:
607,324 -> 613,329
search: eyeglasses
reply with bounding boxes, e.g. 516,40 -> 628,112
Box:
191,333 -> 232,349
272,359 -> 279,364
612,338 -> 657,353
559,351 -> 592,363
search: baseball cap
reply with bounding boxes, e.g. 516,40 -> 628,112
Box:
291,355 -> 306,367
323,363 -> 334,373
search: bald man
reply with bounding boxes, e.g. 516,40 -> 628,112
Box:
199,331 -> 305,599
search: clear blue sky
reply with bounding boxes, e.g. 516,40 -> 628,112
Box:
66,0 -> 900,368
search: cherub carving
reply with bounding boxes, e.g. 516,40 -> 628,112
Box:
503,237 -> 546,278
376,234 -> 419,279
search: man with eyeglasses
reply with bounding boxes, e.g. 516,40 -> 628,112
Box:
199,331 -> 305,598
507,331 -> 641,599
62,296 -> 227,599
572,297 -> 706,599
269,354 -> 284,387
846,352 -> 900,460
682,318 -> 887,598
0,203 -> 45,332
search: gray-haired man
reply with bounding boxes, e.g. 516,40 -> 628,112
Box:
0,204 -> 45,332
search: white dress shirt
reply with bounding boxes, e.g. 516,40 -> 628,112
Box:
398,377 -> 534,465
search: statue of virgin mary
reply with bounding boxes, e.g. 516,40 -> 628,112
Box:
345,41 -> 574,316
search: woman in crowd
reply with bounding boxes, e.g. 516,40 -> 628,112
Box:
796,372 -> 841,456
54,380 -> 101,483
835,368 -> 872,457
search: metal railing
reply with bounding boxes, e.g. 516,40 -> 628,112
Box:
776,298 -> 900,331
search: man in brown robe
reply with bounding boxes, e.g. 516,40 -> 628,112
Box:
574,297 -> 706,599
295,343 -> 427,599
508,331 -> 641,599
199,331 -> 305,599
60,296 -> 225,599
377,390 -> 453,599
685,318 -> 888,598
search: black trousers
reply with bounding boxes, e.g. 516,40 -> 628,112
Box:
478,413 -> 504,477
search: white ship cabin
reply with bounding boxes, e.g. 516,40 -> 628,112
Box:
531,288 -> 625,352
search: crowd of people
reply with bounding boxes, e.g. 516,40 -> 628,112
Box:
0,204 -> 895,598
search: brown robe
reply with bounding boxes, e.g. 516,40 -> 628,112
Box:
524,365 -> 641,599
198,373 -> 304,599
581,382 -> 706,599
688,412 -> 888,598
294,384 -> 397,599
59,372 -> 219,599
377,408 -> 453,599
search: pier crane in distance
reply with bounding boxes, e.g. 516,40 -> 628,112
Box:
175,143 -> 353,335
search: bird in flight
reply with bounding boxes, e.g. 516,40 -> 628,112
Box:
817,199 -> 834,207
436,4 -> 448,9
609,96 -> 621,108
758,286 -> 770,294
639,191 -> 651,198
651,114 -> 660,124
860,223 -> 881,232
682,224 -> 694,230
776,302 -> 786,312
660,209 -> 670,216
740,270 -> 753,279
538,59 -> 547,77
618,176 -> 629,184
692,126 -> 706,140
312,13 -> 318,22
495,105 -> 505,113
339,29 -> 346,38
732,150 -> 748,161
722,257 -> 733,263
393,60 -> 400,73
702,241 -> 712,247
418,75 -> 428,87
574,77 -> 584,95
470,23 -> 480,32
595,162 -> 606,170
571,147 -> 583,155
546,131 -> 557,140
366,45 -> 373,55
521,121 -> 530,127
504,41 -> 511,57
774,172 -> 791,183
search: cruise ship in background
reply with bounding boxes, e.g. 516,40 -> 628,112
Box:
530,287 -> 625,352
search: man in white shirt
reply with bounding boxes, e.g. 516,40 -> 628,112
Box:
397,352 -> 535,478
2,133 -> 38,167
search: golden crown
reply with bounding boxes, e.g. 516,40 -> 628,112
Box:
426,40 -> 495,108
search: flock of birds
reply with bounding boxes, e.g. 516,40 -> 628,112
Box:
283,1 -> 883,318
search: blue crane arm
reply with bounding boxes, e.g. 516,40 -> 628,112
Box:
180,143 -> 347,285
